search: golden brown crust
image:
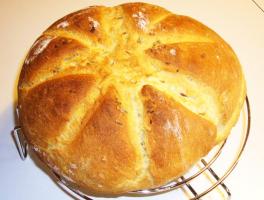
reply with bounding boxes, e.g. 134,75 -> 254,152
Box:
19,36 -> 86,86
121,2 -> 170,32
151,15 -> 218,38
47,6 -> 106,42
19,75 -> 94,148
19,75 -> 95,148
49,87 -> 149,194
141,85 -> 216,185
18,2 -> 246,194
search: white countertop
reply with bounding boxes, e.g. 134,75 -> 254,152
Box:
1,0 -> 264,199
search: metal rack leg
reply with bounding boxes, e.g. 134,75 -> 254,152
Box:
180,176 -> 200,199
201,159 -> 232,200
12,126 -> 28,160
53,172 -> 94,200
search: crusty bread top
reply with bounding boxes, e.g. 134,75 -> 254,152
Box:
18,2 -> 246,194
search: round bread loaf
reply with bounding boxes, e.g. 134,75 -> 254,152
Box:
18,2 -> 246,195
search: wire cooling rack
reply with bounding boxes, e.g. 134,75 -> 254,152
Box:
12,97 -> 250,200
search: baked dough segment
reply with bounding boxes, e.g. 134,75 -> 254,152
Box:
20,74 -> 96,149
121,2 -> 170,32
18,35 -> 92,89
52,86 -> 149,194
47,6 -> 107,43
141,85 -> 216,185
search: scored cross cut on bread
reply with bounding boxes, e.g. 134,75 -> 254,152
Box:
18,2 -> 246,194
